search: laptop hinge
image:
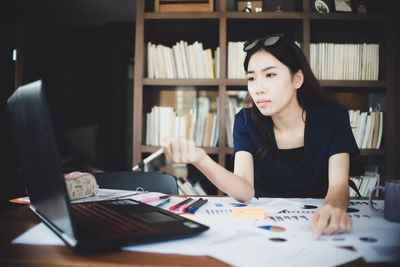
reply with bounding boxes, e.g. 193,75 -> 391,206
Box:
30,205 -> 78,247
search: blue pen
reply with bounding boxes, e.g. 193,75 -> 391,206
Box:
156,198 -> 171,208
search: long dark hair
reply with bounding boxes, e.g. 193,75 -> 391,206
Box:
243,34 -> 327,159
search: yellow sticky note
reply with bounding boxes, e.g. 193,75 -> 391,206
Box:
232,208 -> 266,220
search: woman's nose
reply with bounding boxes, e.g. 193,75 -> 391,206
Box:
254,80 -> 266,94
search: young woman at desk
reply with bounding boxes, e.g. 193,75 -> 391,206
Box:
162,33 -> 359,239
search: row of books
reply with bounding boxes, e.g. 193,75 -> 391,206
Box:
227,41 -> 300,79
348,109 -> 383,149
349,167 -> 380,197
226,96 -> 244,147
146,40 -> 379,81
176,176 -> 207,195
310,43 -> 379,81
227,41 -> 247,79
145,106 -> 219,147
147,41 -> 219,79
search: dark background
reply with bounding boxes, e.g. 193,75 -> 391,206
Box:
1,0 -> 136,212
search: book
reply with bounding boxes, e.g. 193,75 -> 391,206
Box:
176,178 -> 191,195
370,110 -> 380,148
177,177 -> 198,195
355,112 -> 367,147
193,181 -> 207,195
147,42 -> 154,78
206,48 -> 215,79
210,112 -> 219,147
203,113 -> 213,147
173,43 -> 184,79
179,40 -> 190,78
376,111 -> 383,149
361,114 -> 371,149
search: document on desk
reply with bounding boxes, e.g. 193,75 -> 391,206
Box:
12,195 -> 400,264
193,197 -> 303,217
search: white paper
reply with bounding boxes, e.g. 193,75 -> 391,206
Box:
12,223 -> 64,246
205,234 -> 361,267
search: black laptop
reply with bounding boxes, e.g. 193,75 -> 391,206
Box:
7,80 -> 209,252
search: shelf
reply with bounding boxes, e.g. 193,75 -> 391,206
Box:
225,12 -> 304,19
319,80 -> 386,88
143,79 -> 385,88
144,12 -> 385,21
307,13 -> 386,21
359,149 -> 385,157
144,12 -> 220,19
133,0 -> 395,186
143,78 -> 220,86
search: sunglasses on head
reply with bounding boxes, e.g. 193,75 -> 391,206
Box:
243,33 -> 287,52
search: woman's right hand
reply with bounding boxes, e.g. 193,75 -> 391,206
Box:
161,137 -> 206,165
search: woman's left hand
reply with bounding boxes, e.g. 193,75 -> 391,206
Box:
311,203 -> 352,239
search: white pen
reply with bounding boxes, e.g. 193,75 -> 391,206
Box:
132,148 -> 164,171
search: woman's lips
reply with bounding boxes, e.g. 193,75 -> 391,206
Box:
256,99 -> 271,108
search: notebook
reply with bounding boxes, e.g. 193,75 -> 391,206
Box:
7,80 -> 209,252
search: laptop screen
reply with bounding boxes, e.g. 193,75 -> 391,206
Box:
7,80 -> 75,238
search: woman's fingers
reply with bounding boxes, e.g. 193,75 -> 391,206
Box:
312,204 -> 352,239
161,137 -> 196,164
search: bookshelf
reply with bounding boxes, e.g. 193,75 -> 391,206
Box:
132,0 -> 395,193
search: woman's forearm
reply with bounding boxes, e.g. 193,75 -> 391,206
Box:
193,153 -> 255,203
324,183 -> 349,210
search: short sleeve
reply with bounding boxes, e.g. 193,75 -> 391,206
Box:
233,109 -> 255,156
328,105 -> 360,157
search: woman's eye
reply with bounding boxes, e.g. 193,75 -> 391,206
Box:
247,77 -> 254,81
266,73 -> 276,78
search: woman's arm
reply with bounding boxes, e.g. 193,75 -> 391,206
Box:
162,137 -> 255,203
311,152 -> 352,239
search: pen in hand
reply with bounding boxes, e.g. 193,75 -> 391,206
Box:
132,148 -> 164,171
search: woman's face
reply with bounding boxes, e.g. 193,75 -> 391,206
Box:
246,49 -> 302,117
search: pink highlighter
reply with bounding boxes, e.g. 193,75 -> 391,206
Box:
178,200 -> 195,214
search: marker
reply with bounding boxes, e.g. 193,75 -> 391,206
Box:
179,200 -> 195,214
300,215 -> 309,221
156,198 -> 171,208
188,199 -> 208,213
141,195 -> 169,203
169,198 -> 192,211
132,148 -> 164,171
184,198 -> 203,212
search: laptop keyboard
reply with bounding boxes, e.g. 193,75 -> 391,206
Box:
71,202 -> 160,240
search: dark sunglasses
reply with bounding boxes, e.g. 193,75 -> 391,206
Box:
243,33 -> 286,52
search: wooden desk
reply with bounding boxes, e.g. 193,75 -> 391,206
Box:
0,205 -> 395,267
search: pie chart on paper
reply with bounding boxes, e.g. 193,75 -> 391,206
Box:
258,225 -> 286,232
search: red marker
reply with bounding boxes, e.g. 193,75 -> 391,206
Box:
168,198 -> 192,211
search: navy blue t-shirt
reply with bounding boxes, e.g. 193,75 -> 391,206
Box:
233,102 -> 360,198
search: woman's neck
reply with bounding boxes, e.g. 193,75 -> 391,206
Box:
272,100 -> 304,132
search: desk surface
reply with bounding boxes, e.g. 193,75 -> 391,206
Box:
1,205 -> 397,267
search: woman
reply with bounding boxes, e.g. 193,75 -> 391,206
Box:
162,33 -> 359,239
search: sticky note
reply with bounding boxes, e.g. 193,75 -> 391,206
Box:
232,208 -> 266,220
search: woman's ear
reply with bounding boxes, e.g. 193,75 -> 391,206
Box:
294,70 -> 304,89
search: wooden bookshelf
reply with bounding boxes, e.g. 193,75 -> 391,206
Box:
133,0 -> 395,192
